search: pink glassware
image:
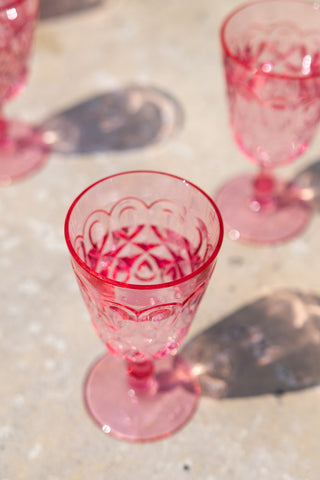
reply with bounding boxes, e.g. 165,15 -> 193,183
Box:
65,171 -> 223,442
0,0 -> 48,185
216,0 -> 320,244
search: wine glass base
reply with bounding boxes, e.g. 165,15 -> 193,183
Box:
215,174 -> 311,245
84,353 -> 200,442
0,120 -> 49,186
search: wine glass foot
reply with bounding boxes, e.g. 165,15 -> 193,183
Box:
0,120 -> 49,186
84,353 -> 200,442
215,174 -> 311,244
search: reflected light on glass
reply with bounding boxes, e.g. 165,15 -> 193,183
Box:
6,8 -> 18,20
42,130 -> 59,145
249,200 -> 261,212
102,424 -> 111,434
228,229 -> 240,241
191,363 -> 207,376
261,62 -> 273,73
302,54 -> 312,75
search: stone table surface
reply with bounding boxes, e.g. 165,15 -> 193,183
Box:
1,0 -> 320,479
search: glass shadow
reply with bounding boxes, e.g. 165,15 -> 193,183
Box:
39,0 -> 105,20
41,85 -> 184,155
182,289 -> 320,398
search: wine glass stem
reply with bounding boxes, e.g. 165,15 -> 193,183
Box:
0,116 -> 7,143
252,167 -> 276,208
126,360 -> 155,393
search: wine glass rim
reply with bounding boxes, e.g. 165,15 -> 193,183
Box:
220,0 -> 320,81
64,170 -> 224,290
0,0 -> 30,10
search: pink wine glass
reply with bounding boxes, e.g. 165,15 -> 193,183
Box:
65,170 -> 223,442
216,0 -> 320,244
0,0 -> 48,185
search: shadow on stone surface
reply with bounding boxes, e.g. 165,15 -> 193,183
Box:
41,85 -> 184,155
294,158 -> 320,213
182,289 -> 320,399
39,0 -> 105,20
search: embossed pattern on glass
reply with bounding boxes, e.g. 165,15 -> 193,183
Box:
0,0 -> 49,185
216,0 -> 320,244
65,171 -> 223,441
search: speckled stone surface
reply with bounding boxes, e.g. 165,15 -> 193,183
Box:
1,1 -> 320,478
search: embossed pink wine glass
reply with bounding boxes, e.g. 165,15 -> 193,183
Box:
65,170 -> 223,442
216,0 -> 320,244
0,0 -> 48,185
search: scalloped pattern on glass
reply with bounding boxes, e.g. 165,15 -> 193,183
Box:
0,1 -> 37,102
72,197 -> 214,361
74,197 -> 213,285
233,22 -> 320,76
225,22 -> 320,167
75,267 -> 208,361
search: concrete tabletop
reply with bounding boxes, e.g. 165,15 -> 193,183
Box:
1,0 -> 320,478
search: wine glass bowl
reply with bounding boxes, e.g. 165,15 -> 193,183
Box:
0,0 -> 48,185
65,171 -> 223,441
216,0 -> 320,244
